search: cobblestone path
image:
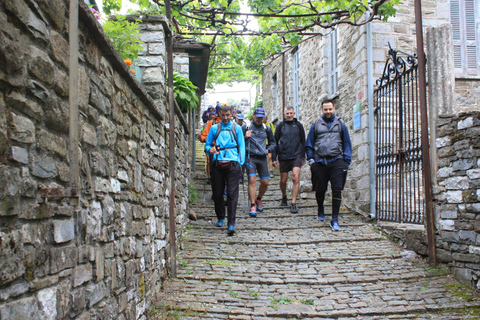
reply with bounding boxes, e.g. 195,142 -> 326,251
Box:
153,146 -> 480,319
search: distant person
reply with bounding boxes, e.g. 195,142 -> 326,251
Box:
205,105 -> 245,236
262,115 -> 276,178
242,108 -> 276,217
236,113 -> 245,126
305,99 -> 352,231
273,106 -> 305,213
202,105 -> 214,123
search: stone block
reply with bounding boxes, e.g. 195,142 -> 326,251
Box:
32,156 -> 58,179
9,146 -> 29,164
28,46 -> 55,86
37,287 -> 57,320
440,209 -> 458,219
142,67 -> 164,84
86,282 -> 107,308
0,282 -> 30,300
54,70 -> 69,97
0,296 -> 40,319
49,30 -> 68,69
97,116 -> 117,147
73,264 -> 93,287
90,85 -> 110,115
87,201 -> 102,240
0,230 -> 25,287
82,122 -> 97,147
439,219 -> 455,231
9,112 -> 35,143
137,56 -> 164,67
71,287 -> 86,314
148,43 -> 165,55
467,169 -> 480,180
436,136 -> 451,148
19,202 -> 54,220
37,129 -> 67,158
95,247 -> 105,281
459,230 -> 477,244
53,219 -> 75,243
0,165 -> 21,216
452,158 -> 475,171
437,167 -> 453,178
44,97 -> 69,133
440,230 -> 459,243
444,176 -> 470,190
50,246 -> 77,274
140,31 -> 164,43
455,268 -> 473,285
6,91 -> 43,121
458,117 -> 475,130
446,191 -> 463,203
4,0 -> 48,41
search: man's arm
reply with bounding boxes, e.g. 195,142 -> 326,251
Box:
298,122 -> 306,159
236,125 -> 246,166
342,123 -> 352,165
266,127 -> 276,158
199,120 -> 213,143
305,123 -> 316,160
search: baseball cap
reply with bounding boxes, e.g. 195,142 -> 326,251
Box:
207,105 -> 214,110
237,114 -> 245,120
253,108 -> 266,118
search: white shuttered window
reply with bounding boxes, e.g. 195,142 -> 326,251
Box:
328,29 -> 339,96
450,0 -> 479,76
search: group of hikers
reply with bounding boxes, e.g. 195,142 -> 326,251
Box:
199,100 -> 352,236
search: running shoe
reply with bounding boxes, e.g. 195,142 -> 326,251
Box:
330,220 -> 341,231
280,196 -> 288,207
290,203 -> 298,214
228,225 -> 235,236
255,199 -> 264,212
317,212 -> 325,222
216,219 -> 225,227
249,205 -> 257,217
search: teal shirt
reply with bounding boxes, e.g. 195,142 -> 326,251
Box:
205,121 -> 246,166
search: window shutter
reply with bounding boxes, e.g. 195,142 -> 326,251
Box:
465,0 -> 478,73
450,0 -> 463,70
328,29 -> 338,96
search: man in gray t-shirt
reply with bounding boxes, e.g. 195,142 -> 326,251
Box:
242,108 -> 276,217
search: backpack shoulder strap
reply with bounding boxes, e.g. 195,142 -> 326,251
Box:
213,122 -> 222,144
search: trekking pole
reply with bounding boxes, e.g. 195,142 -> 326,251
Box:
203,155 -> 207,201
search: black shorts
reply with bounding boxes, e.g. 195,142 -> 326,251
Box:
245,155 -> 270,179
279,158 -> 303,173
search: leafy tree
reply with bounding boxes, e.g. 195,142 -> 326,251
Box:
102,15 -> 144,59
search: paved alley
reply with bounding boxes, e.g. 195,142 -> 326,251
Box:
153,147 -> 480,319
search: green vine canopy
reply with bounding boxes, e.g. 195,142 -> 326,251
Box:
108,0 -> 400,85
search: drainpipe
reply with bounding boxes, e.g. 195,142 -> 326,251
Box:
165,0 -> 177,277
367,14 -> 375,219
282,52 -> 286,116
69,0 -> 80,194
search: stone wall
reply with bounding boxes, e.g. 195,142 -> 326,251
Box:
0,1 -> 191,319
434,113 -> 480,286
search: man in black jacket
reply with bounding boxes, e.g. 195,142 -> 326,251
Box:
273,106 -> 306,213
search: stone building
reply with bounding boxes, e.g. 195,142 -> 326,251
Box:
0,1 -> 205,319
262,0 -> 480,285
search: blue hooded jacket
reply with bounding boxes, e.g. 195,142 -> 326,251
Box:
205,121 -> 245,166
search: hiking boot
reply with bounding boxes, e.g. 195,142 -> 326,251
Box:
290,203 -> 298,214
207,178 -> 211,184
255,199 -> 264,212
330,220 -> 341,231
228,225 -> 235,236
269,171 -> 274,178
249,206 -> 257,217
317,212 -> 325,222
216,219 -> 225,227
280,196 -> 288,207
239,175 -> 243,183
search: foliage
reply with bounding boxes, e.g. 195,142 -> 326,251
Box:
172,73 -> 200,112
103,15 -> 144,60
102,0 -> 122,15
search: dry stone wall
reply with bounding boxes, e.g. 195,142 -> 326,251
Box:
0,1 -> 190,319
434,113 -> 480,286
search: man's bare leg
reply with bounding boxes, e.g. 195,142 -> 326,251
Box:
291,167 -> 301,204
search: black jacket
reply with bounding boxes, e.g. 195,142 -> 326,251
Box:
274,118 -> 306,161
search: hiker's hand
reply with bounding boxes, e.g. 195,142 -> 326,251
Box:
273,161 -> 278,167
209,146 -> 219,155
245,130 -> 252,139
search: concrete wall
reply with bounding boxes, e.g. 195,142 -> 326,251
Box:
0,1 -> 191,319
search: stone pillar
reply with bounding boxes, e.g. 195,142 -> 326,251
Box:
426,24 -> 456,191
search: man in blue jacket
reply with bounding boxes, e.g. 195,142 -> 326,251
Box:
205,105 -> 246,236
273,106 -> 306,214
305,99 -> 352,231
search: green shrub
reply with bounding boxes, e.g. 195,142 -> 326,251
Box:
172,73 -> 199,112
103,15 -> 144,60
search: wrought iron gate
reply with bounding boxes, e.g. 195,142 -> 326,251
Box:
374,46 -> 425,224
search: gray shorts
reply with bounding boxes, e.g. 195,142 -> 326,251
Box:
245,155 -> 269,179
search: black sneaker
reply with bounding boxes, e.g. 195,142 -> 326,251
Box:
290,203 -> 298,214
280,196 -> 288,207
